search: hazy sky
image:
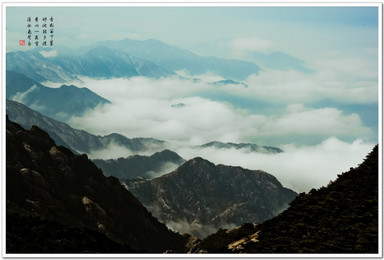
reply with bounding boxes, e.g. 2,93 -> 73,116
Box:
6,5 -> 379,61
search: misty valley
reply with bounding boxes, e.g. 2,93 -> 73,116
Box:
5,35 -> 379,254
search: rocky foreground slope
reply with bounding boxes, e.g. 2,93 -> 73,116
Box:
196,145 -> 379,253
6,116 -> 191,253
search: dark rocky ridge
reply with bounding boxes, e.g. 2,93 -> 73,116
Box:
6,212 -> 137,253
6,116 -> 191,253
125,157 -> 297,238
197,145 -> 379,253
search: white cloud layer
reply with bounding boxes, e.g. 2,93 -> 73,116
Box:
65,69 -> 377,194
244,57 -> 378,104
259,104 -> 371,138
175,138 -> 375,193
87,141 -> 135,160
68,73 -> 375,146
40,50 -> 58,58
146,162 -> 181,179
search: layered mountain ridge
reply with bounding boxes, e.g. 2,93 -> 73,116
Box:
6,99 -> 166,156
6,71 -> 110,121
86,38 -> 262,80
6,46 -> 175,83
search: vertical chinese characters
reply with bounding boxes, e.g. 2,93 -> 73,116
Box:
25,16 -> 54,47
49,16 -> 54,46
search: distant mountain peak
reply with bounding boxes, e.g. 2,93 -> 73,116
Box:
212,79 -> 248,88
176,156 -> 216,172
126,156 -> 297,238
200,141 -> 283,153
6,71 -> 110,122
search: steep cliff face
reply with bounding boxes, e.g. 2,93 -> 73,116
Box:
6,116 -> 190,253
125,157 -> 297,238
197,145 -> 379,253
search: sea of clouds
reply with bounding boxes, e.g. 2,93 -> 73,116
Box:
58,60 -> 378,193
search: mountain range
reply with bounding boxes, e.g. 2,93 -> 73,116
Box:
125,157 -> 297,238
86,39 -> 312,76
6,46 -> 175,83
6,50 -> 79,83
6,71 -> 110,121
52,45 -> 176,79
196,145 -> 379,253
5,35 -> 377,254
86,38 -> 262,80
6,117 -> 192,253
6,99 -> 166,156
5,106 -> 379,253
7,99 -> 284,162
7,37 -> 313,84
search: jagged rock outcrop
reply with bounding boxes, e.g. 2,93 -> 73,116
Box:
6,116 -> 191,253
